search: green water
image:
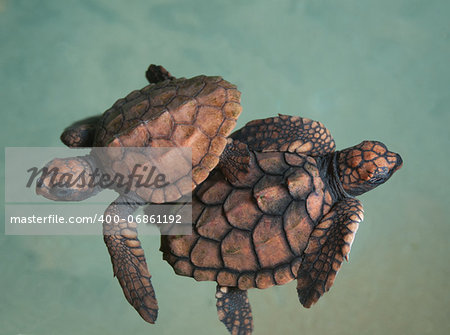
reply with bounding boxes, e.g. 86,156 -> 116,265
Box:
1,0 -> 449,334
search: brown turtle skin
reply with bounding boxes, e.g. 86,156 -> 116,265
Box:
159,115 -> 402,334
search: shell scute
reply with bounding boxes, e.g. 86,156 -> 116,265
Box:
191,238 -> 223,268
273,264 -> 294,285
253,216 -> 293,268
167,96 -> 197,123
148,86 -> 177,106
254,175 -> 292,215
237,273 -> 255,290
192,166 -> 211,185
223,102 -> 242,118
283,200 -> 314,255
287,169 -> 313,199
255,151 -> 288,174
224,189 -> 262,230
218,119 -> 237,137
196,106 -> 224,137
196,172 -> 233,205
125,99 -> 149,121
177,75 -> 206,97
196,206 -> 231,241
166,233 -> 199,258
221,230 -> 258,272
255,271 -> 275,289
217,270 -> 238,287
118,123 -> 149,147
225,87 -> 241,104
173,260 -> 193,277
195,83 -> 227,107
209,137 -> 228,156
284,153 -> 306,166
125,89 -> 141,101
306,191 -> 324,222
145,110 -> 173,139
193,269 -> 217,282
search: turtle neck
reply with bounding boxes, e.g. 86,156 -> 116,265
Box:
318,151 -> 353,202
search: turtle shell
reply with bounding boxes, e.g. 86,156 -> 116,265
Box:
92,75 -> 242,202
160,150 -> 335,290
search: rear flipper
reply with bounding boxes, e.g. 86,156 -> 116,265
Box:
145,64 -> 175,84
216,286 -> 253,335
60,115 -> 101,147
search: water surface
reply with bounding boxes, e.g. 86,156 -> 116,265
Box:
1,1 -> 449,334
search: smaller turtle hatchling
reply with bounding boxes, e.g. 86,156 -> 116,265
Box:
160,114 -> 403,334
36,64 -> 242,324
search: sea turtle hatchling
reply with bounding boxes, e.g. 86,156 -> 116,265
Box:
36,65 -> 242,323
160,114 -> 403,334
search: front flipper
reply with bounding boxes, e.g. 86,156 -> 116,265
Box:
231,114 -> 336,156
60,115 -> 101,147
216,286 -> 253,335
145,64 -> 175,84
297,198 -> 363,308
103,196 -> 158,323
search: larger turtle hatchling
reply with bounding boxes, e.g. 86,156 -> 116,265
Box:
36,65 -> 242,323
161,114 -> 403,334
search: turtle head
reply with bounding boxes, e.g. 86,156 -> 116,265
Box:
36,156 -> 100,201
336,141 -> 402,196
